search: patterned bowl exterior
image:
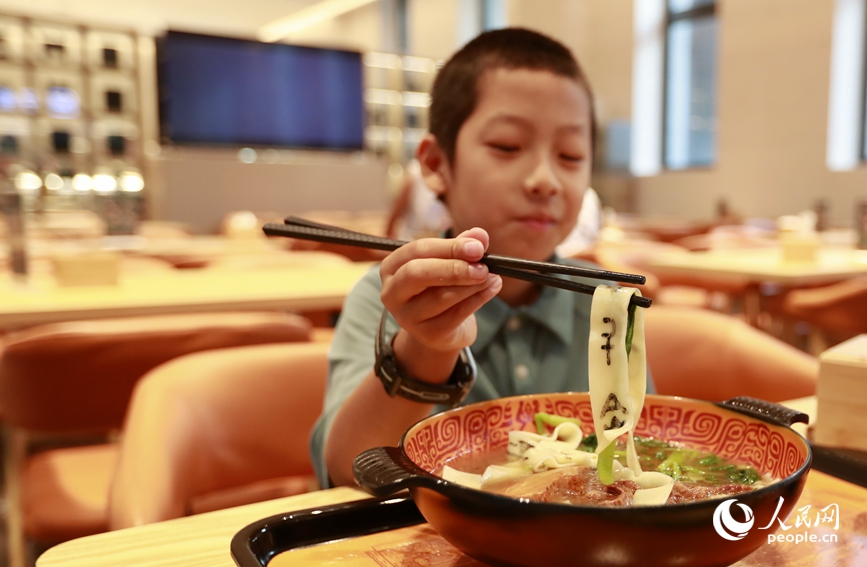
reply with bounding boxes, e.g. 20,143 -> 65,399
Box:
396,393 -> 812,567
404,393 -> 807,480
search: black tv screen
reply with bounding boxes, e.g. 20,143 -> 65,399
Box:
157,31 -> 365,150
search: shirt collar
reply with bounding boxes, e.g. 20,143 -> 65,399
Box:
472,254 -> 577,352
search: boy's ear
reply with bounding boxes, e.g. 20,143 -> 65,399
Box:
416,134 -> 452,199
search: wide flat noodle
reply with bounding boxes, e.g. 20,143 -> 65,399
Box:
588,285 -> 647,476
508,423 -> 596,472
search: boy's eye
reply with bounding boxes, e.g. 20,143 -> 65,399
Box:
560,154 -> 585,163
489,143 -> 520,153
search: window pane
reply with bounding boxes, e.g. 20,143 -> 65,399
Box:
863,77 -> 867,161
664,15 -> 718,169
668,0 -> 715,15
482,0 -> 508,31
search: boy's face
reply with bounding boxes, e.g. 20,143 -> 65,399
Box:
422,68 -> 593,261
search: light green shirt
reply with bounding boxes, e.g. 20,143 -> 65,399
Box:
309,258 -> 655,487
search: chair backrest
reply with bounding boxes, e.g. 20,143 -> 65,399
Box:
108,341 -> 329,528
644,306 -> 818,402
0,312 -> 313,434
783,275 -> 867,336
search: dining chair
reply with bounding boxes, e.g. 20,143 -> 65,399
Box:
644,306 -> 818,402
781,275 -> 867,354
0,311 -> 314,567
108,341 -> 329,529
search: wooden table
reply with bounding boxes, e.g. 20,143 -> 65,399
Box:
35,471 -> 867,567
651,248 -> 867,325
650,248 -> 867,287
0,262 -> 373,330
36,396 -> 867,567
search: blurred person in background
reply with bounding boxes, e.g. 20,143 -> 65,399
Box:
384,158 -> 451,241
556,186 -> 602,257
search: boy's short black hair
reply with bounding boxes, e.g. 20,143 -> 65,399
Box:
429,27 -> 596,165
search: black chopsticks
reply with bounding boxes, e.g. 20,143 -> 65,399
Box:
263,216 -> 652,309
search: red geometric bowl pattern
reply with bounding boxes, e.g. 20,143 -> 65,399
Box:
403,393 -> 807,481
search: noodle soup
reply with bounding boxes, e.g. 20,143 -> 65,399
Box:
440,431 -> 773,506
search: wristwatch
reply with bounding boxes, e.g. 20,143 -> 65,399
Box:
374,309 -> 476,407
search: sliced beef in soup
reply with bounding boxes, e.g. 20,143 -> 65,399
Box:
666,481 -> 754,504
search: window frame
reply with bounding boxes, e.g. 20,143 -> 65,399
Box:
661,0 -> 718,170
861,2 -> 867,162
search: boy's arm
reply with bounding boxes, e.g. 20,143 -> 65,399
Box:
323,357 -> 455,486
315,230 -> 501,486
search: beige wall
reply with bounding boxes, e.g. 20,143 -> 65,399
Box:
410,0 -> 461,59
149,148 -> 388,234
288,2 -> 384,52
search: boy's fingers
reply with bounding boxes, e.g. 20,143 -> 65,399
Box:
382,257 -> 490,303
411,279 -> 503,347
394,274 -> 502,322
381,229 -> 490,277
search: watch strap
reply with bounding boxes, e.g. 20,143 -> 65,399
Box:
374,309 -> 475,407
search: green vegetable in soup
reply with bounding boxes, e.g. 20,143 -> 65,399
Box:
639,444 -> 761,486
625,303 -> 636,357
579,433 -> 598,452
597,441 -> 616,485
533,412 -> 582,435
723,466 -> 761,485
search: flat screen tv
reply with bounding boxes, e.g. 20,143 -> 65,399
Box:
157,31 -> 365,150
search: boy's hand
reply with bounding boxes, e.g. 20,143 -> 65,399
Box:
380,227 -> 503,355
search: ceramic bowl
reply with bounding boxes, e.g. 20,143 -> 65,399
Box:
354,393 -> 811,567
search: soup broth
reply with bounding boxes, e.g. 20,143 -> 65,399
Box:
440,435 -> 767,506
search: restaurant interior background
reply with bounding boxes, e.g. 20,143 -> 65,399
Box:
1,0 -> 867,566
0,0 -> 865,232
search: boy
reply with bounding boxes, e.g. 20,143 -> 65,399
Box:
311,28 -> 641,488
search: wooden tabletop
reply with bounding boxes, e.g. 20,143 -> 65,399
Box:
650,248 -> 867,286
0,262 -> 373,330
36,469 -> 867,567
36,487 -> 372,567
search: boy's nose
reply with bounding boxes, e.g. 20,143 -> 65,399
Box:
523,154 -> 563,198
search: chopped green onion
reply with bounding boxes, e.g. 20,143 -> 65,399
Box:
534,412 -> 582,435
699,454 -> 720,466
579,433 -> 598,452
597,442 -> 616,485
726,468 -> 760,485
625,303 -> 636,357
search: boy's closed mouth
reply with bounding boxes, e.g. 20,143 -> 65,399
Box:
517,215 -> 558,232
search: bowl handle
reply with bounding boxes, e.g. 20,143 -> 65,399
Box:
353,446 -> 438,497
718,396 -> 809,428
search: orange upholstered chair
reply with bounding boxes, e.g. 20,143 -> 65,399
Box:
0,312 -> 313,567
782,276 -> 867,354
644,306 -> 818,403
108,342 -> 329,529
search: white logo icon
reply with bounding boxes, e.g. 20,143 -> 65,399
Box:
713,499 -> 755,541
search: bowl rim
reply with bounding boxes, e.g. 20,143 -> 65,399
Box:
396,392 -> 813,513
